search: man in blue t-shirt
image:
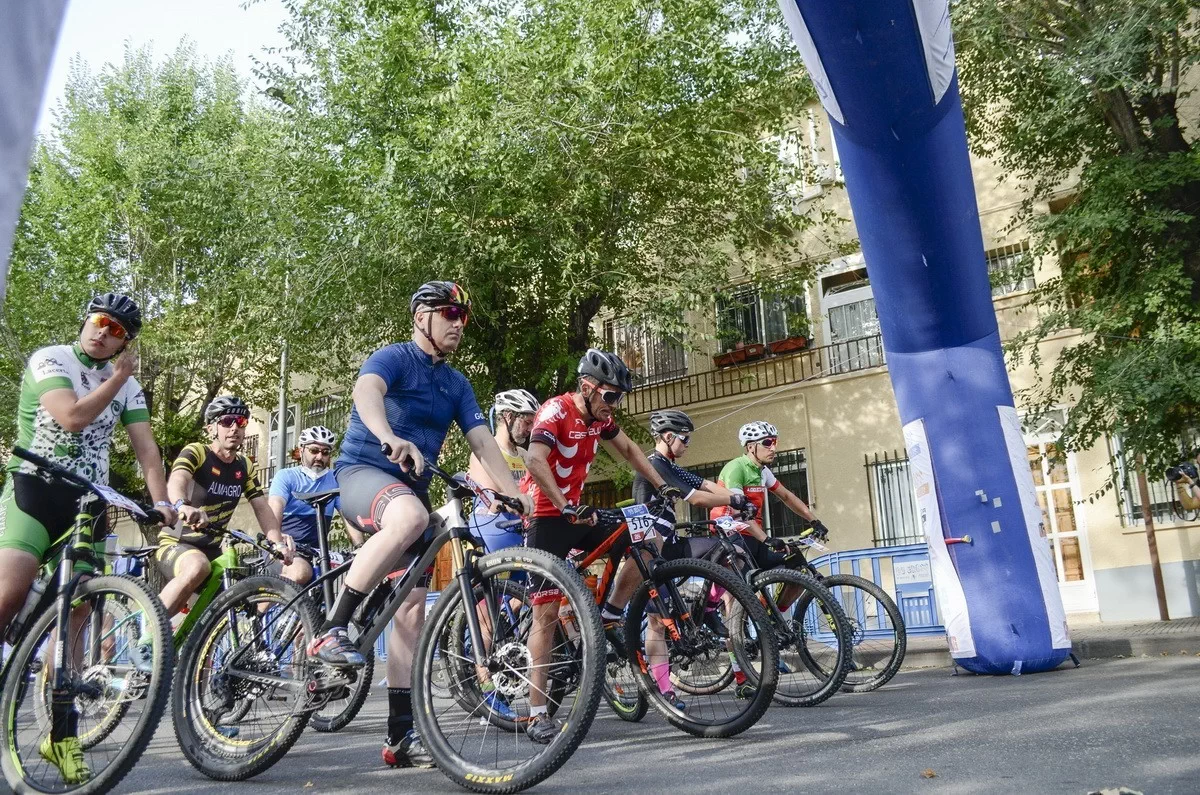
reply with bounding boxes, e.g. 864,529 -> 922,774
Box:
307,280 -> 533,770
268,425 -> 359,585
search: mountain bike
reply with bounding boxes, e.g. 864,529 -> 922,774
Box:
587,504 -> 781,738
172,457 -> 604,794
671,516 -> 853,707
780,536 -> 907,692
0,447 -> 174,794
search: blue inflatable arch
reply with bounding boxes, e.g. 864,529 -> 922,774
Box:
779,0 -> 1071,674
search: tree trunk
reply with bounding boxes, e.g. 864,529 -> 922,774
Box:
558,293 -> 603,389
1135,458 -> 1170,621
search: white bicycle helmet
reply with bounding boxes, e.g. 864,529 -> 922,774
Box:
738,421 -> 778,446
298,425 -> 337,447
493,389 -> 541,415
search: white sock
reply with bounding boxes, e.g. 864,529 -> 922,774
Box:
529,704 -> 549,717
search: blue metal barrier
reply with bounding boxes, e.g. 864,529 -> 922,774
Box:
803,542 -> 945,637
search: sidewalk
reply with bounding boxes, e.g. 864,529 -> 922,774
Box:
901,616 -> 1200,670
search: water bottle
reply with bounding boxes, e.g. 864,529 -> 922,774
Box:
6,578 -> 47,645
558,599 -> 581,642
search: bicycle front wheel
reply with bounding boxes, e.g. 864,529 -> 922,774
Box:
0,575 -> 174,795
624,558 -> 779,738
796,574 -> 907,693
746,568 -> 852,707
172,575 -> 320,781
412,547 -> 604,794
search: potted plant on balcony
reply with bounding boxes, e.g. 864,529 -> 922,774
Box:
767,314 -> 811,355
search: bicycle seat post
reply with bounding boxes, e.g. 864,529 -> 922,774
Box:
316,509 -> 335,611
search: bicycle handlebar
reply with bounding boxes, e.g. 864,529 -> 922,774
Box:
379,443 -> 527,515
11,446 -> 166,526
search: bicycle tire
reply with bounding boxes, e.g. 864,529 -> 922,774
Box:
602,636 -> 647,722
309,625 -> 374,733
797,573 -> 907,693
0,575 -> 174,795
746,569 -> 852,706
624,558 -> 778,738
413,547 -> 605,794
172,575 -> 320,781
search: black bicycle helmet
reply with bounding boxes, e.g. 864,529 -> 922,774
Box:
577,348 -> 633,392
84,292 -> 143,338
409,281 -> 471,315
650,409 -> 694,436
204,395 -> 251,423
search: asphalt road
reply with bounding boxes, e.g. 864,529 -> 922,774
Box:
28,656 -> 1200,795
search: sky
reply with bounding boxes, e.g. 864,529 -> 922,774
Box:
38,0 -> 290,133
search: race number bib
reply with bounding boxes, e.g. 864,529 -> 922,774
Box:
92,482 -> 148,518
621,504 -> 656,543
714,516 -> 743,538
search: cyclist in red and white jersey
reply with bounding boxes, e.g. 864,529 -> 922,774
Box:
520,349 -> 679,744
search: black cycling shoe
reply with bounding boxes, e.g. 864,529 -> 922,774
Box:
602,617 -> 625,649
383,730 -> 435,769
525,714 -> 560,745
702,609 -> 729,638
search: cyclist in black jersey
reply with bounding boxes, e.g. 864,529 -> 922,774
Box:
628,410 -> 754,705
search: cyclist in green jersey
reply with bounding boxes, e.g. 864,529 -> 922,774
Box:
0,293 -> 178,783
710,421 -> 830,607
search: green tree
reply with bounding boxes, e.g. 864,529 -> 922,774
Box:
955,0 -> 1200,476
263,0 -> 832,404
3,43 -> 322,488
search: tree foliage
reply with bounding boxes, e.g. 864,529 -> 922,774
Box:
264,0 -> 826,402
2,44 -> 323,487
955,0 -> 1200,474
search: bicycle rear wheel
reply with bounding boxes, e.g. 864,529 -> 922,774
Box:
602,635 -> 646,722
0,575 -> 174,795
413,547 -> 604,794
171,575 -> 320,781
624,558 -> 778,739
746,569 -> 851,706
796,574 -> 906,693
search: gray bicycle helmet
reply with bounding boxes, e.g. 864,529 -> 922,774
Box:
577,348 -> 633,392
205,395 -> 251,423
84,292 -> 143,338
650,410 -> 694,437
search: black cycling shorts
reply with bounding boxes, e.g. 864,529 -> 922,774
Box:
525,515 -> 631,602
336,464 -> 434,587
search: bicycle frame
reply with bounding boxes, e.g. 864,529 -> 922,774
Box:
222,471 -> 505,689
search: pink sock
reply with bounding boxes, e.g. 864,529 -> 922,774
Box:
651,662 -> 672,694
706,584 -> 726,608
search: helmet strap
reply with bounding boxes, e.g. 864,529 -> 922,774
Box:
580,381 -> 601,425
415,310 -> 448,360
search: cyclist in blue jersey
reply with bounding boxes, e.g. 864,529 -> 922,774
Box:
267,426 -> 357,585
306,281 -> 532,770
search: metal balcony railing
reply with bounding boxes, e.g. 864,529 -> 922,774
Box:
624,333 -> 885,416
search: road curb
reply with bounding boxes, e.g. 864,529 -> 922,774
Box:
899,634 -> 1200,671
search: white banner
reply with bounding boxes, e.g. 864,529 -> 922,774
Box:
997,406 -> 1071,649
904,418 -> 975,658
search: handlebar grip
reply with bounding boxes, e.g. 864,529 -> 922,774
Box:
494,494 -> 523,512
139,509 -> 166,526
379,442 -> 417,472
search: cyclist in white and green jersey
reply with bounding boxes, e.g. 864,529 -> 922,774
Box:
0,293 -> 177,784
709,420 -> 830,568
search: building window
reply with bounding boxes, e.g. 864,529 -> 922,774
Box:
716,288 -> 808,353
603,319 -> 688,385
821,274 -> 884,374
1112,432 -> 1200,526
301,393 -> 351,438
987,242 -> 1035,297
775,110 -> 835,203
865,450 -> 922,547
682,449 -> 810,538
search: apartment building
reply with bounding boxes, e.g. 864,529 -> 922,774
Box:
584,109 -> 1200,623
238,107 -> 1199,623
